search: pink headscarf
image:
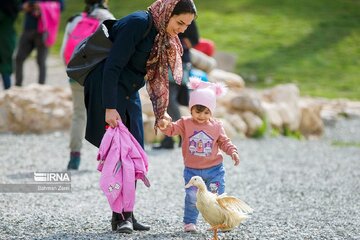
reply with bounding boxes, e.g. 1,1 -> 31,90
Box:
146,0 -> 184,131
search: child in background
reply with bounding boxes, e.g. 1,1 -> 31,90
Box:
158,77 -> 240,232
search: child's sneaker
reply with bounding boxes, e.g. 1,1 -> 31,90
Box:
184,223 -> 197,232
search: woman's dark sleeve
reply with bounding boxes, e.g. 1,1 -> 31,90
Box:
102,16 -> 147,109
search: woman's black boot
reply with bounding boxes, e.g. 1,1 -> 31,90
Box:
132,214 -> 150,231
117,211 -> 133,234
111,212 -> 121,231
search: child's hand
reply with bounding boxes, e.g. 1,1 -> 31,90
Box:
158,118 -> 169,130
231,152 -> 240,166
163,112 -> 172,122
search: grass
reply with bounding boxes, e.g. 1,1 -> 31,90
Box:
15,0 -> 360,100
332,140 -> 360,148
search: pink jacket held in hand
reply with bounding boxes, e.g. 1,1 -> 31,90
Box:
97,121 -> 150,213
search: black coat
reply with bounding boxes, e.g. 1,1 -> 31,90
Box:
84,11 -> 157,148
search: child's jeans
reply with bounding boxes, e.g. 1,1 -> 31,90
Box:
183,163 -> 225,224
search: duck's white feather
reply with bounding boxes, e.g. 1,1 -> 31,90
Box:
193,177 -> 253,231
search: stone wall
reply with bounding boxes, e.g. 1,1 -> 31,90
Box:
1,78 -> 359,143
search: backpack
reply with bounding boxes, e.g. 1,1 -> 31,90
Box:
67,11 -> 153,86
63,12 -> 101,65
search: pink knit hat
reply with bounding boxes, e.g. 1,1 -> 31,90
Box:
188,77 -> 227,114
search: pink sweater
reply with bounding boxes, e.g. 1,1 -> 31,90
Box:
161,116 -> 237,169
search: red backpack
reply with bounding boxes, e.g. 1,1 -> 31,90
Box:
63,13 -> 100,64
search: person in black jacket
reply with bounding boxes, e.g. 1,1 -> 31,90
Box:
83,0 -> 197,234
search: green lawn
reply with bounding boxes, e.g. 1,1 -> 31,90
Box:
15,0 -> 360,100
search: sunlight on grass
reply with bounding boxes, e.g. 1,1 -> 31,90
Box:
196,0 -> 360,100
14,0 -> 360,100
331,141 -> 360,148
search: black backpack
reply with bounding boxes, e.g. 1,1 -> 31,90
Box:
66,11 -> 153,86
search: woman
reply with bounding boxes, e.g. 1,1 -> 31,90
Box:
84,0 -> 197,233
60,0 -> 115,170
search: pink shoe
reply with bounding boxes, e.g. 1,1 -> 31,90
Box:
184,223 -> 197,232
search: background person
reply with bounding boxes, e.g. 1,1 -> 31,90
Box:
60,0 -> 115,170
15,0 -> 64,86
0,0 -> 20,90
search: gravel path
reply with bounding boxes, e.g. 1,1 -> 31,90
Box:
0,116 -> 359,240
1,56 -> 359,239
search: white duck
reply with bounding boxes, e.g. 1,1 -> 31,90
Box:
185,176 -> 253,240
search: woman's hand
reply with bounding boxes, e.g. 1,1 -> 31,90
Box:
158,119 -> 170,130
158,112 -> 172,130
105,109 -> 121,128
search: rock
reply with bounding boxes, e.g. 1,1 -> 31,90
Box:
230,90 -> 265,117
190,48 -> 217,73
208,69 -> 245,89
0,92 -> 7,132
213,51 -> 237,72
262,102 -> 283,130
0,84 -> 72,133
225,113 -> 247,136
262,84 -> 301,131
139,88 -> 154,117
299,100 -> 324,137
276,102 -> 301,131
241,111 -> 264,137
213,106 -> 228,118
262,83 -> 300,103
220,118 -> 238,139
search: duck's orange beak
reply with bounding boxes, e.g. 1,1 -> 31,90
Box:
184,181 -> 193,188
